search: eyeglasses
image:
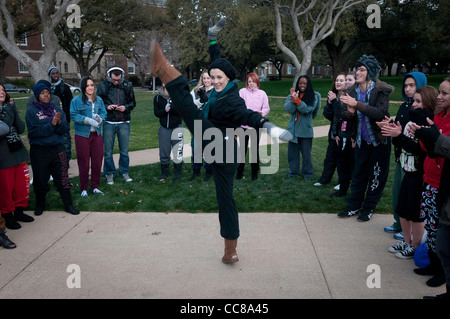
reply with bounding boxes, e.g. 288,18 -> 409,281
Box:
356,67 -> 367,73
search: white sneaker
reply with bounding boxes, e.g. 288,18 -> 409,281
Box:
395,245 -> 415,259
394,232 -> 404,240
388,240 -> 407,253
92,188 -> 104,195
105,174 -> 114,185
121,173 -> 133,182
313,182 -> 322,186
333,184 -> 340,190
81,190 -> 89,198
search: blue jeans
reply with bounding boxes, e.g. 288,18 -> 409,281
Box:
103,122 -> 130,176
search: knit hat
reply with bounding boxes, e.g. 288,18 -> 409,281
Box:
32,82 -> 50,100
36,80 -> 51,90
48,64 -> 60,77
356,54 -> 381,81
208,58 -> 236,81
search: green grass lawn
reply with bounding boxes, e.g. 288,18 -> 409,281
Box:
37,136 -> 397,215
16,74 -> 447,214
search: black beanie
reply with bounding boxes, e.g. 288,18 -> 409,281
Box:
357,54 -> 381,81
208,58 -> 236,81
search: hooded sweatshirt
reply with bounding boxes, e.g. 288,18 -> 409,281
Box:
392,72 -> 427,159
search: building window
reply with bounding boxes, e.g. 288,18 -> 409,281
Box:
287,65 -> 292,75
17,33 -> 27,46
64,62 -> 69,73
18,62 -> 29,73
127,61 -> 135,75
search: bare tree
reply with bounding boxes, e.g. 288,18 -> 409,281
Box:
0,0 -> 80,81
271,0 -> 369,84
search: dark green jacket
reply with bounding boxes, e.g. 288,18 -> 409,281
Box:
0,101 -> 29,169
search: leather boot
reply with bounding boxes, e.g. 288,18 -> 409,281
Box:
222,238 -> 239,264
150,40 -> 181,85
14,207 -> 34,223
426,250 -> 446,287
236,164 -> 244,180
60,188 -> 80,215
34,192 -> 46,216
251,163 -> 259,181
159,163 -> 170,181
190,168 -> 200,181
172,163 -> 182,181
204,169 -> 213,182
3,212 -> 21,230
0,230 -> 16,249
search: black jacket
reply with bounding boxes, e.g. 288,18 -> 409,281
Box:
52,82 -> 73,122
392,100 -> 413,160
207,84 -> 265,133
97,79 -> 136,122
341,80 -> 394,144
153,94 -> 182,129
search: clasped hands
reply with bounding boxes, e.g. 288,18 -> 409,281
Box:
108,104 -> 125,112
52,111 -> 61,126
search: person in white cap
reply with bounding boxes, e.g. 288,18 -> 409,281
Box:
96,66 -> 136,185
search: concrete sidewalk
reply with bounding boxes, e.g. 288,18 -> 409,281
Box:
0,211 -> 445,299
2,124 -> 445,300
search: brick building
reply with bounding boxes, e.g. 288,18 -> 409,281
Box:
3,31 -> 136,86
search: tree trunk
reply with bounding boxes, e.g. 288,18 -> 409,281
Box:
0,0 -> 81,82
271,0 -> 368,87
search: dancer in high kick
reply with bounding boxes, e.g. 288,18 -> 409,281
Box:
149,19 -> 292,264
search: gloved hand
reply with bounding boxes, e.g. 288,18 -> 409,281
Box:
208,18 -> 226,41
94,114 -> 102,124
415,124 -> 441,152
409,108 -> 433,127
84,117 -> 99,128
198,89 -> 209,103
263,121 -> 293,141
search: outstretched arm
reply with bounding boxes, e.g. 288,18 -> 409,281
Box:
208,18 -> 226,63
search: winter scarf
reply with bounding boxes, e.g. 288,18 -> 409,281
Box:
0,103 -> 23,151
202,81 -> 234,119
32,101 -> 56,122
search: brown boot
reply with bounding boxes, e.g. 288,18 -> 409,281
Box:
222,239 -> 239,264
149,40 -> 181,85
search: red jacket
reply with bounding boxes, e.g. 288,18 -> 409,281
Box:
422,111 -> 450,188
